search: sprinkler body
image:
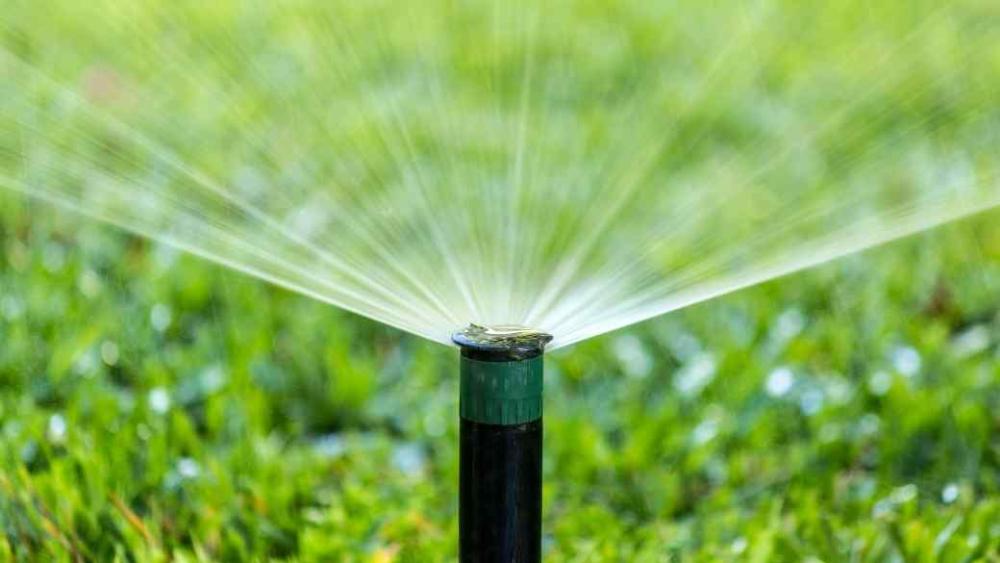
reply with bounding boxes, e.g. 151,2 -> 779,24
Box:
453,326 -> 552,563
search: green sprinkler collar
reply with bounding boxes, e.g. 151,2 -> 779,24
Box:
453,325 -> 553,426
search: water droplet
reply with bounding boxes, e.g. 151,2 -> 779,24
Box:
392,443 -> 426,477
674,353 -> 716,396
177,458 -> 200,479
20,441 -> 38,464
153,244 -> 178,269
858,413 -> 880,436
891,484 -> 918,503
852,477 -> 876,500
872,499 -> 894,518
730,537 -> 748,554
772,308 -> 806,342
941,483 -> 959,504
825,375 -> 854,405
1,296 -> 24,321
150,303 -> 172,332
766,367 -> 794,397
613,335 -> 653,379
47,414 -> 67,444
77,269 -> 102,298
867,370 -> 892,396
951,325 -> 990,358
706,458 -> 727,484
200,365 -> 226,393
313,434 -> 346,458
101,341 -> 120,366
74,348 -> 99,377
799,388 -> 825,416
148,387 -> 171,414
663,331 -> 702,362
692,418 -> 718,445
288,202 -> 331,239
891,346 -> 921,377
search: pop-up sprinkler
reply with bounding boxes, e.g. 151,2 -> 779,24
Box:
452,325 -> 553,563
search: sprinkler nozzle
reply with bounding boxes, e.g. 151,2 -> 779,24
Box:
451,324 -> 553,362
453,324 -> 551,426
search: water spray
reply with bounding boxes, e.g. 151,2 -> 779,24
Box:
452,325 -> 553,563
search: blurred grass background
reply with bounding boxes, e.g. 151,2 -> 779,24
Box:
2,192 -> 997,562
3,0 -> 1000,561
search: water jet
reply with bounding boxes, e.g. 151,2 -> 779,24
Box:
453,325 -> 552,563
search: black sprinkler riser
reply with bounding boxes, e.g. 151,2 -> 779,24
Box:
460,418 -> 542,562
453,325 -> 552,563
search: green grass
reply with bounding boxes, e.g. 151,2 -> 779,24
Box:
2,199 -> 998,562
3,0 -> 1000,561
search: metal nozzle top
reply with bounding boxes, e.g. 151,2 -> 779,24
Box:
452,324 -> 553,361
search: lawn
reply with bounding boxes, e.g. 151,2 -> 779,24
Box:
2,0 -> 999,561
2,196 -> 998,562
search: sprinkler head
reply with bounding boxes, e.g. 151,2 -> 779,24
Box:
452,324 -> 552,427
451,324 -> 553,362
